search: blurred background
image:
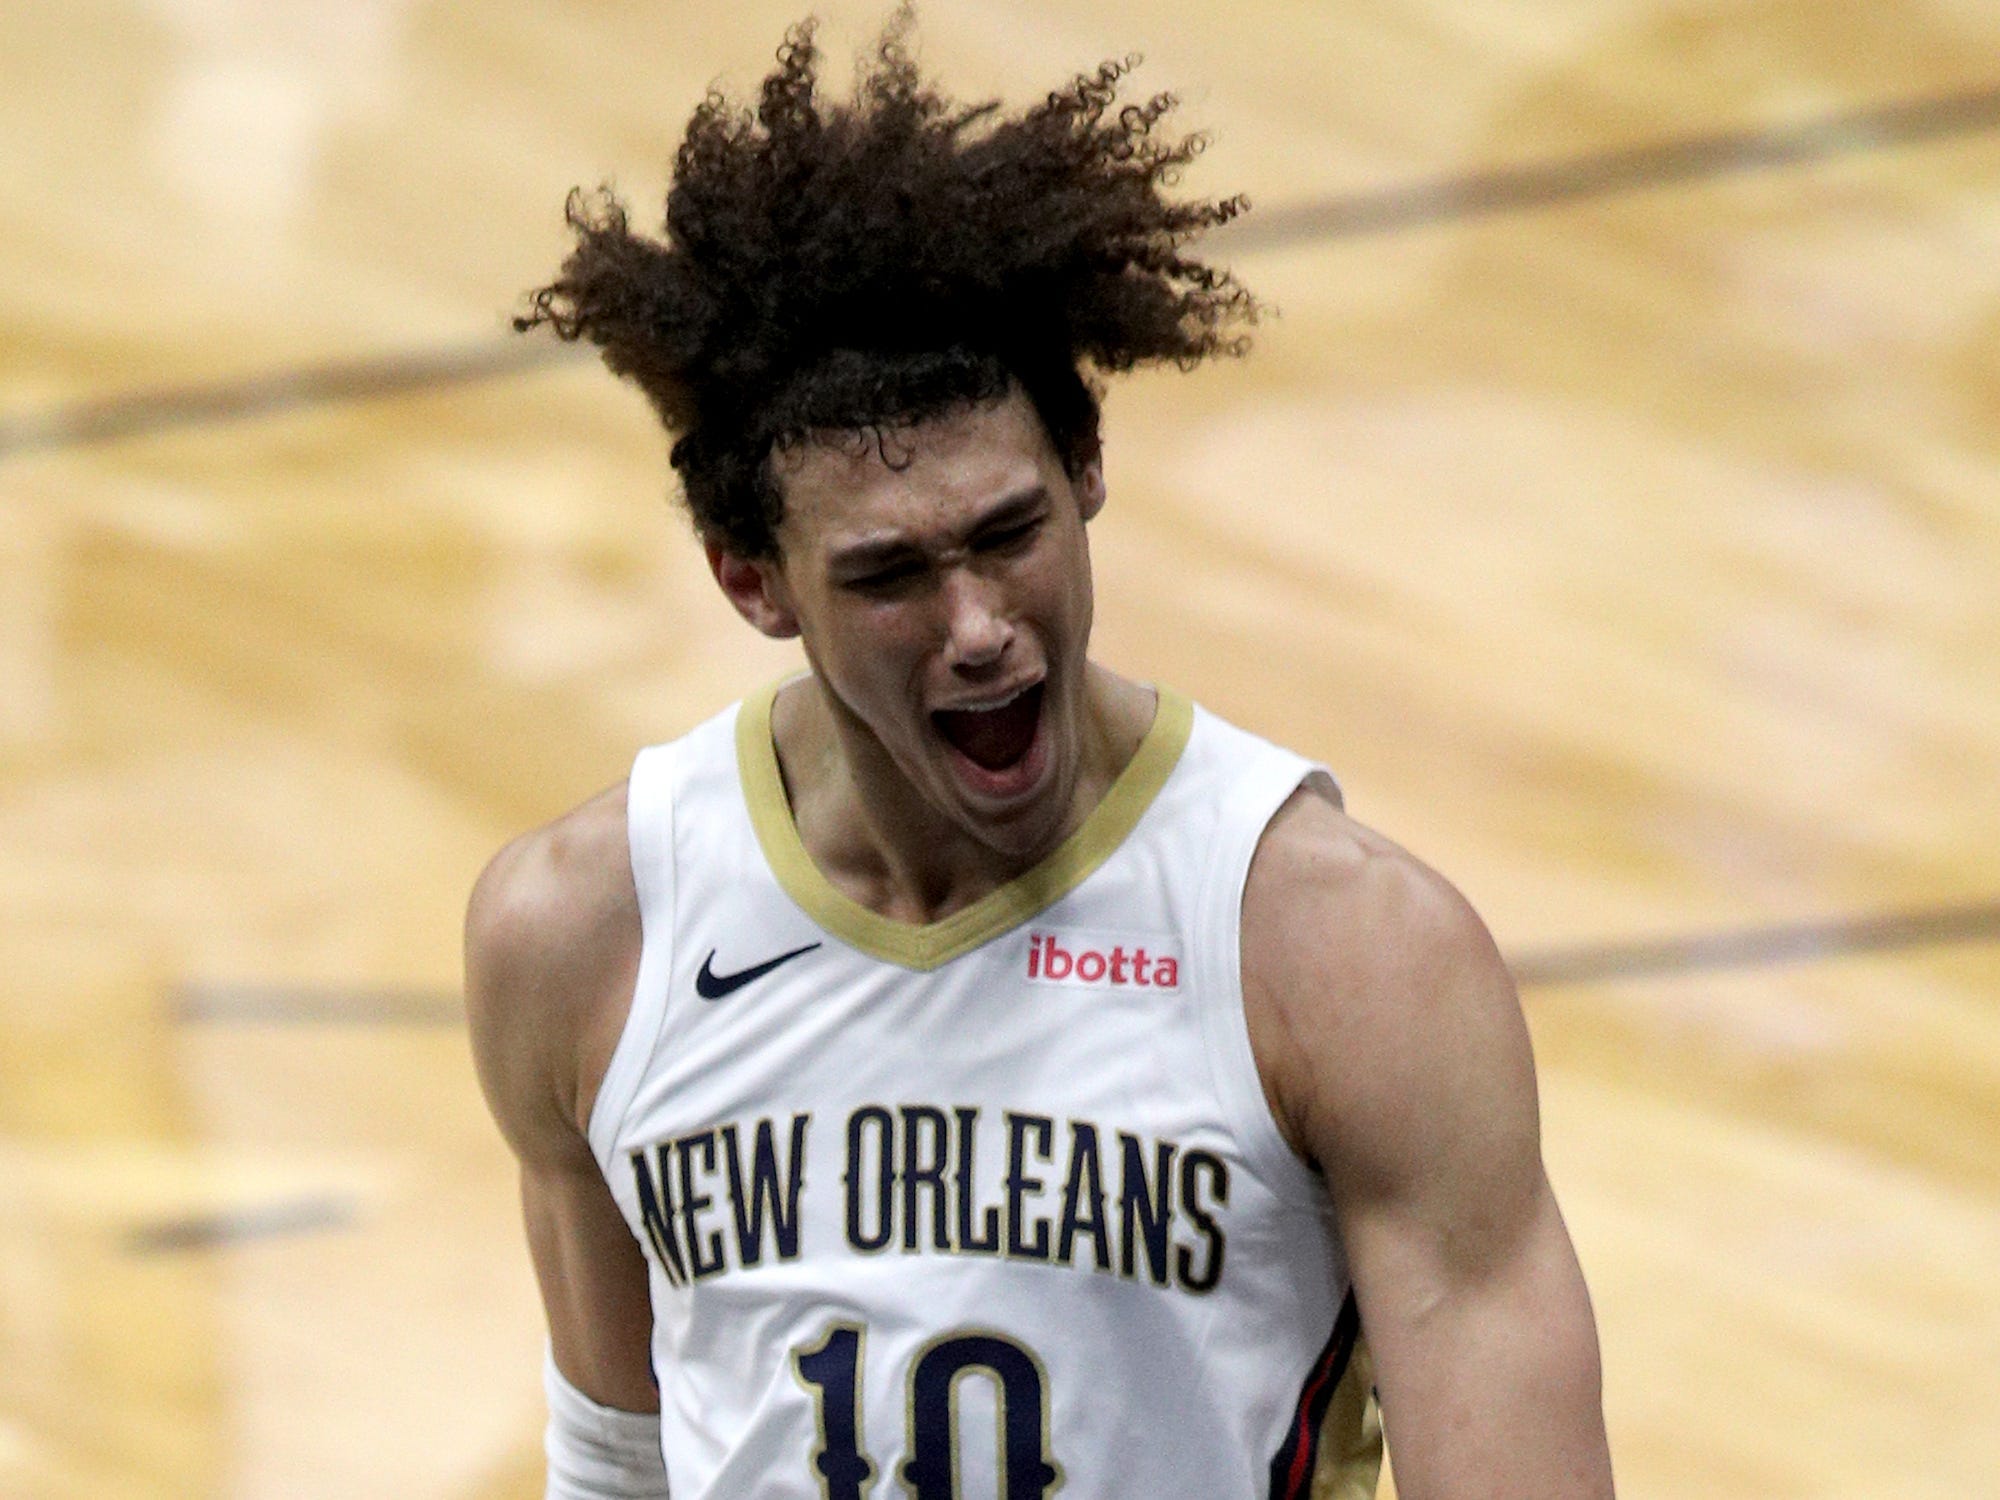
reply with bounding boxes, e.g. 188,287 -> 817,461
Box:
3,1 -> 1997,1496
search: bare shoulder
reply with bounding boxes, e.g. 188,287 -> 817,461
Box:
466,782 -> 639,985
1241,784 -> 1536,1186
1243,784 -> 1509,1012
464,783 -> 642,1162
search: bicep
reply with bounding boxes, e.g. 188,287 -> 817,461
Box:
1331,951 -> 1610,1500
523,1150 -> 660,1413
1320,939 -> 1607,1494
1338,1166 -> 1609,1500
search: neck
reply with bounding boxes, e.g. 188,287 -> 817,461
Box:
772,664 -> 1153,926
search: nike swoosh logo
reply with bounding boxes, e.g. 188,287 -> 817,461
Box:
695,942 -> 822,1000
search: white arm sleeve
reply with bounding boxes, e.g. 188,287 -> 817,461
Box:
543,1348 -> 670,1499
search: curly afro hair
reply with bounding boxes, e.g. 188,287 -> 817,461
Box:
517,11 -> 1258,558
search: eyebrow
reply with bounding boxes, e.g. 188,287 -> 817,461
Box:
827,485 -> 1050,575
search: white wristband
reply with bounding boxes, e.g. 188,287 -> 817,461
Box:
543,1348 -> 670,1499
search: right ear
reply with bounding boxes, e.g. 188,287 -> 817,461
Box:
705,540 -> 801,639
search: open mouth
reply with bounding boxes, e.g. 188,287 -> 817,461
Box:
931,682 -> 1045,773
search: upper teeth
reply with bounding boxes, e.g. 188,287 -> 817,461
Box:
946,685 -> 1030,713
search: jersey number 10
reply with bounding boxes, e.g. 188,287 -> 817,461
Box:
794,1323 -> 1063,1498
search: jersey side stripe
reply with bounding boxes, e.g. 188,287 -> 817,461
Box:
1306,1333 -> 1382,1500
1266,1289 -> 1362,1500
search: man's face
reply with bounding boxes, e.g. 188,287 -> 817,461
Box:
717,389 -> 1105,859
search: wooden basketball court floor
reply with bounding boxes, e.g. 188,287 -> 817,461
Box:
4,2 -> 1998,1495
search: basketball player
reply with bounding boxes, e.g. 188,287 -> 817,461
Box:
467,18 -> 1614,1499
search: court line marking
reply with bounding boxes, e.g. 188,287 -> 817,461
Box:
124,1195 -> 355,1254
171,899 -> 2000,1024
0,339 -> 586,457
1507,899 -> 2000,988
5,83 -> 2000,458
1227,82 -> 2000,249
176,983 -> 465,1025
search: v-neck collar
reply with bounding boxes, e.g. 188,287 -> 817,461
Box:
735,678 -> 1193,970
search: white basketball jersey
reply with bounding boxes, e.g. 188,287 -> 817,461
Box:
589,681 -> 1382,1500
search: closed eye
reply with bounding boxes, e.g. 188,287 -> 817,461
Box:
843,559 -> 924,595
973,518 -> 1042,554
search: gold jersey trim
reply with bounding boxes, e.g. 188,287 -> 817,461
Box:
736,678 -> 1194,971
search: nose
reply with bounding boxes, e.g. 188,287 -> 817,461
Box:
940,567 -> 1012,672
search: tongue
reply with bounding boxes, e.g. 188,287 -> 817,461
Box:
934,685 -> 1043,771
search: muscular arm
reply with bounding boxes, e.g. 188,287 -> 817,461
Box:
465,785 -> 659,1413
1244,791 -> 1614,1500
